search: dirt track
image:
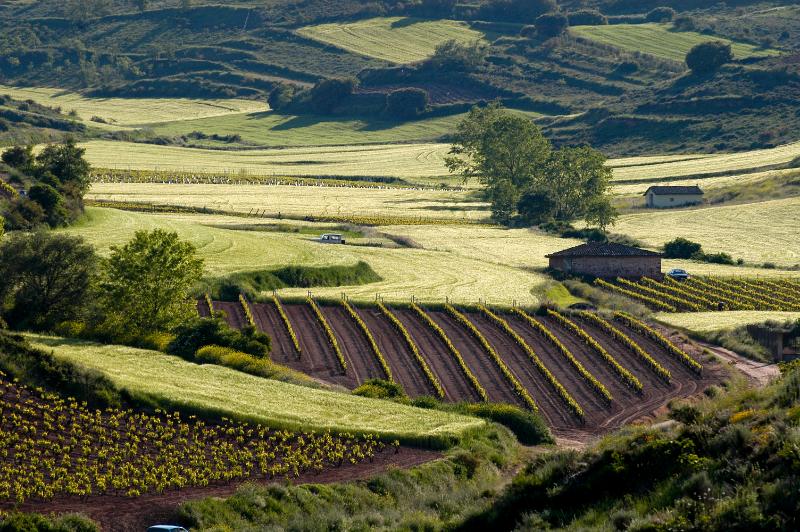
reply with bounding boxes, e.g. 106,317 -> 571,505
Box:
14,446 -> 440,532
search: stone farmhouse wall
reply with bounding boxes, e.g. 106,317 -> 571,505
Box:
645,192 -> 704,208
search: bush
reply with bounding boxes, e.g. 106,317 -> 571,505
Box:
567,9 -> 607,26
0,512 -> 99,532
385,88 -> 429,119
426,39 -> 487,71
535,12 -> 569,38
686,41 -> 733,75
353,378 -> 408,400
478,0 -> 556,23
663,237 -> 702,259
673,15 -> 696,31
646,7 -> 676,23
462,403 -> 552,445
195,345 -> 317,386
267,83 -> 295,111
167,316 -> 271,359
697,251 -> 735,265
309,78 -> 356,114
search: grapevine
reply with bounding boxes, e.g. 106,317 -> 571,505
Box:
273,294 -> 301,355
239,293 -> 257,328
341,299 -> 393,381
613,312 -> 703,375
308,297 -> 347,372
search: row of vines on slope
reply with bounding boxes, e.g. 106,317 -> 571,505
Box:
273,294 -> 301,355
308,297 -> 347,373
341,299 -> 393,381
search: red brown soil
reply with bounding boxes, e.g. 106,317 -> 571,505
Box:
356,307 -> 438,398
250,301 -> 301,366
428,310 -> 523,407
214,300 -> 247,330
15,446 -> 440,532
282,303 -> 350,386
392,308 -> 483,403
196,299 -> 211,318
321,305 -> 382,388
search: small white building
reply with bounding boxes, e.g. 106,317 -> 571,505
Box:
644,185 -> 704,208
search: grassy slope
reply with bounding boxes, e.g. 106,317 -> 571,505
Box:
61,208 -> 548,304
613,196 -> 800,267
655,311 -> 800,333
0,85 -> 267,130
26,334 -> 482,444
78,140 -> 453,180
296,17 -> 486,64
570,23 -> 780,62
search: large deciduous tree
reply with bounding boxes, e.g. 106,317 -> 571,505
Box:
100,229 -> 204,335
0,231 -> 97,330
686,41 -> 733,75
447,104 -> 616,229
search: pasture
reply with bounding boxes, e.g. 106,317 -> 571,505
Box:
297,17 -> 486,64
0,84 -> 266,129
62,208 -> 550,304
656,311 -> 800,333
26,334 -> 482,444
613,196 -> 800,267
570,23 -> 780,62
79,140 -> 453,181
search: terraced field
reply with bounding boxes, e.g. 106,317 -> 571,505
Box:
571,23 -> 780,62
297,17 -> 487,64
26,334 -> 481,444
212,299 -> 723,438
0,85 -> 266,129
78,140 -> 453,180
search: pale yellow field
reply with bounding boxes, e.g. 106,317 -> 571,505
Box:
613,196 -> 800,267
80,140 -> 452,179
87,182 -> 487,221
27,334 -> 482,442
611,168 -> 799,196
0,85 -> 266,129
63,208 -> 549,305
297,17 -> 486,64
655,311 -> 800,333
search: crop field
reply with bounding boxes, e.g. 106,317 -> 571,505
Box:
611,167 -> 799,197
0,369 -> 394,504
613,196 -> 800,267
0,84 -> 266,129
296,17 -> 487,64
25,334 -> 481,445
570,23 -> 780,62
78,140 -> 453,181
61,208 -> 547,304
207,298 -> 722,438
597,277 -> 800,313
656,311 -> 800,334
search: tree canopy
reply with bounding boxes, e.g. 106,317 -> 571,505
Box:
686,41 -> 733,74
446,104 -> 616,228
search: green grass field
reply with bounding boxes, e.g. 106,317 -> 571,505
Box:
655,311 -> 800,333
297,17 -> 486,64
570,23 -> 780,62
62,208 -> 550,304
78,140 -> 453,181
26,334 -> 482,444
147,109 -> 542,147
0,85 -> 266,130
613,196 -> 800,267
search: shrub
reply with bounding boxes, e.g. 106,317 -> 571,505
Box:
309,78 -> 356,114
613,61 -> 639,76
267,83 -> 295,111
673,15 -> 696,31
664,237 -> 703,259
195,345 -> 317,387
535,12 -> 569,38
167,316 -> 271,359
462,403 -> 552,445
353,378 -> 408,400
567,9 -> 607,26
686,41 -> 733,75
646,7 -> 676,23
426,39 -> 486,72
385,88 -> 429,119
698,251 -> 735,265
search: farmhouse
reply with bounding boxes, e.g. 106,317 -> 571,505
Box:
644,185 -> 704,208
546,242 -> 662,278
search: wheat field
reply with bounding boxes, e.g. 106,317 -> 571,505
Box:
571,23 -> 780,62
655,311 -> 800,333
26,334 -> 482,443
297,17 -> 486,64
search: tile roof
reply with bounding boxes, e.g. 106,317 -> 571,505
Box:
644,185 -> 704,196
546,242 -> 662,258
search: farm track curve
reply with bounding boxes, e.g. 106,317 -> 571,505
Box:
428,310 -> 523,407
283,304 -> 350,386
322,305 -> 383,387
501,314 -> 609,428
250,302 -> 299,365
392,307 -> 482,403
357,307 -> 437,398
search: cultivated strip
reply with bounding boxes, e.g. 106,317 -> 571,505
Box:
307,297 -> 347,373
204,293 -> 214,315
578,311 -> 671,383
409,304 -> 488,401
378,303 -> 445,398
239,293 -> 256,328
594,278 -> 677,312
273,294 -> 301,355
544,309 -> 643,393
613,312 -> 703,375
342,300 -> 393,381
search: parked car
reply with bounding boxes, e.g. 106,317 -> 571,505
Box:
666,268 -> 690,280
319,233 -> 345,244
147,526 -> 188,532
